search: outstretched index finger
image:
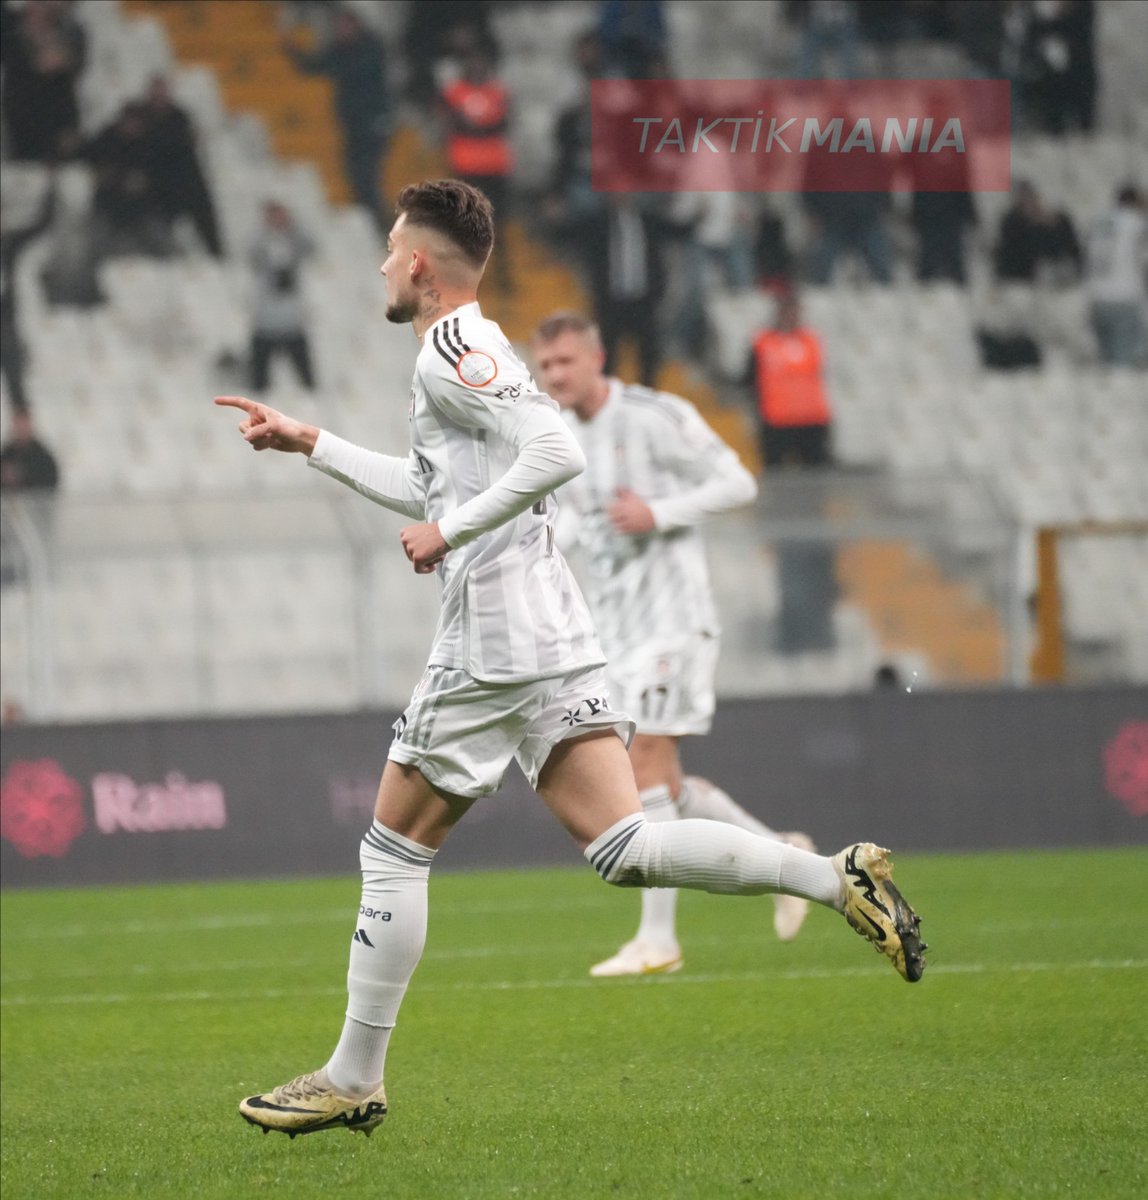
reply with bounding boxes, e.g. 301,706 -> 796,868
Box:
214,395 -> 259,414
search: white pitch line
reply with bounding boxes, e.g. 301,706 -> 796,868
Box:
0,941 -> 604,984
1,959 -> 1144,1008
1,907 -> 1132,944
0,896 -> 616,942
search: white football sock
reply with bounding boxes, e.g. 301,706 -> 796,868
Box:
633,785 -> 680,949
586,814 -> 841,907
777,842 -> 842,907
324,821 -> 435,1098
676,775 -> 780,840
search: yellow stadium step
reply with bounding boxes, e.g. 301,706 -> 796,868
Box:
122,0 -> 350,205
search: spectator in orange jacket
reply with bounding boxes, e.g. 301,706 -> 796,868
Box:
749,293 -> 833,468
747,293 -> 837,654
439,41 -> 513,291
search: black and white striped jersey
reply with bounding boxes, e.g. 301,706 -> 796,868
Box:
558,379 -> 757,655
310,301 -> 604,683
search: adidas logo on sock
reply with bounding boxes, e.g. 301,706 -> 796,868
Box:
352,928 -> 375,947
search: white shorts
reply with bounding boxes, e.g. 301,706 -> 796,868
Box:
388,664 -> 635,798
606,632 -> 718,738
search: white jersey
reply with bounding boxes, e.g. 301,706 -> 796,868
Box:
310,302 -> 604,683
558,379 -> 757,655
1086,205 -> 1148,304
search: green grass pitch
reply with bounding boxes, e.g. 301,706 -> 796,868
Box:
2,847 -> 1145,1199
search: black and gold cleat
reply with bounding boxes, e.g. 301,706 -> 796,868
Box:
832,843 -> 928,982
239,1071 -> 388,1138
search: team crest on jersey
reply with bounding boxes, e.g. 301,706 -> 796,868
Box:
456,350 -> 498,388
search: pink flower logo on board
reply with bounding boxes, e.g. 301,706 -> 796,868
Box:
1102,721 -> 1148,817
0,759 -> 86,858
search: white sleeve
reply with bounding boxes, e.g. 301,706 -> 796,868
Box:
645,402 -> 758,532
307,429 -> 426,519
438,402 -> 586,547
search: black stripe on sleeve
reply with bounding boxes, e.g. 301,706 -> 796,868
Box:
432,326 -> 460,368
441,318 -> 467,360
453,316 -> 471,353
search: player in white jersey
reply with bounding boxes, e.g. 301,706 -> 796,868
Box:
534,312 -> 816,977
216,180 -> 926,1141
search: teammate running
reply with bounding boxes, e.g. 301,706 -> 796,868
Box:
535,311 -> 816,976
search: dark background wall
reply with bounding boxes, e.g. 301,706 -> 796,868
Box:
2,686 -> 1145,889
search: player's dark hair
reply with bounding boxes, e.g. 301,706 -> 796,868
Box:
534,311 -> 601,344
395,179 -> 495,268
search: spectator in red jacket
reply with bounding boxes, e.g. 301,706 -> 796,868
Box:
439,41 -> 514,291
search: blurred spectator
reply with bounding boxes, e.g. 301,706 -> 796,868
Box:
82,101 -> 173,258
911,192 -> 978,284
1,177 -> 57,416
439,42 -> 513,292
403,0 -> 494,107
669,189 -> 756,360
0,0 -> 87,162
0,411 -> 58,491
949,0 -> 1009,77
597,0 -> 667,77
855,0 -> 952,46
249,201 -> 316,393
753,205 -> 796,292
587,197 -> 666,387
747,294 -> 837,653
0,410 -> 59,590
1020,0 -> 1097,134
801,190 -> 894,285
139,76 -> 224,258
747,293 -> 833,469
1085,186 -> 1148,367
283,6 -> 391,230
800,103 -> 894,284
908,86 -> 978,284
909,131 -> 978,285
994,181 -> 1082,283
546,32 -> 605,238
786,0 -> 862,79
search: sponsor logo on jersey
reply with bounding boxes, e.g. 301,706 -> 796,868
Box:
456,350 -> 498,388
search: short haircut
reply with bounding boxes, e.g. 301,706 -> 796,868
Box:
534,310 -> 602,346
395,179 -> 495,267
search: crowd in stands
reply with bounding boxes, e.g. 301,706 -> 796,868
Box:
536,0 -> 1143,379
0,0 -> 1144,472
0,0 -> 1144,720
